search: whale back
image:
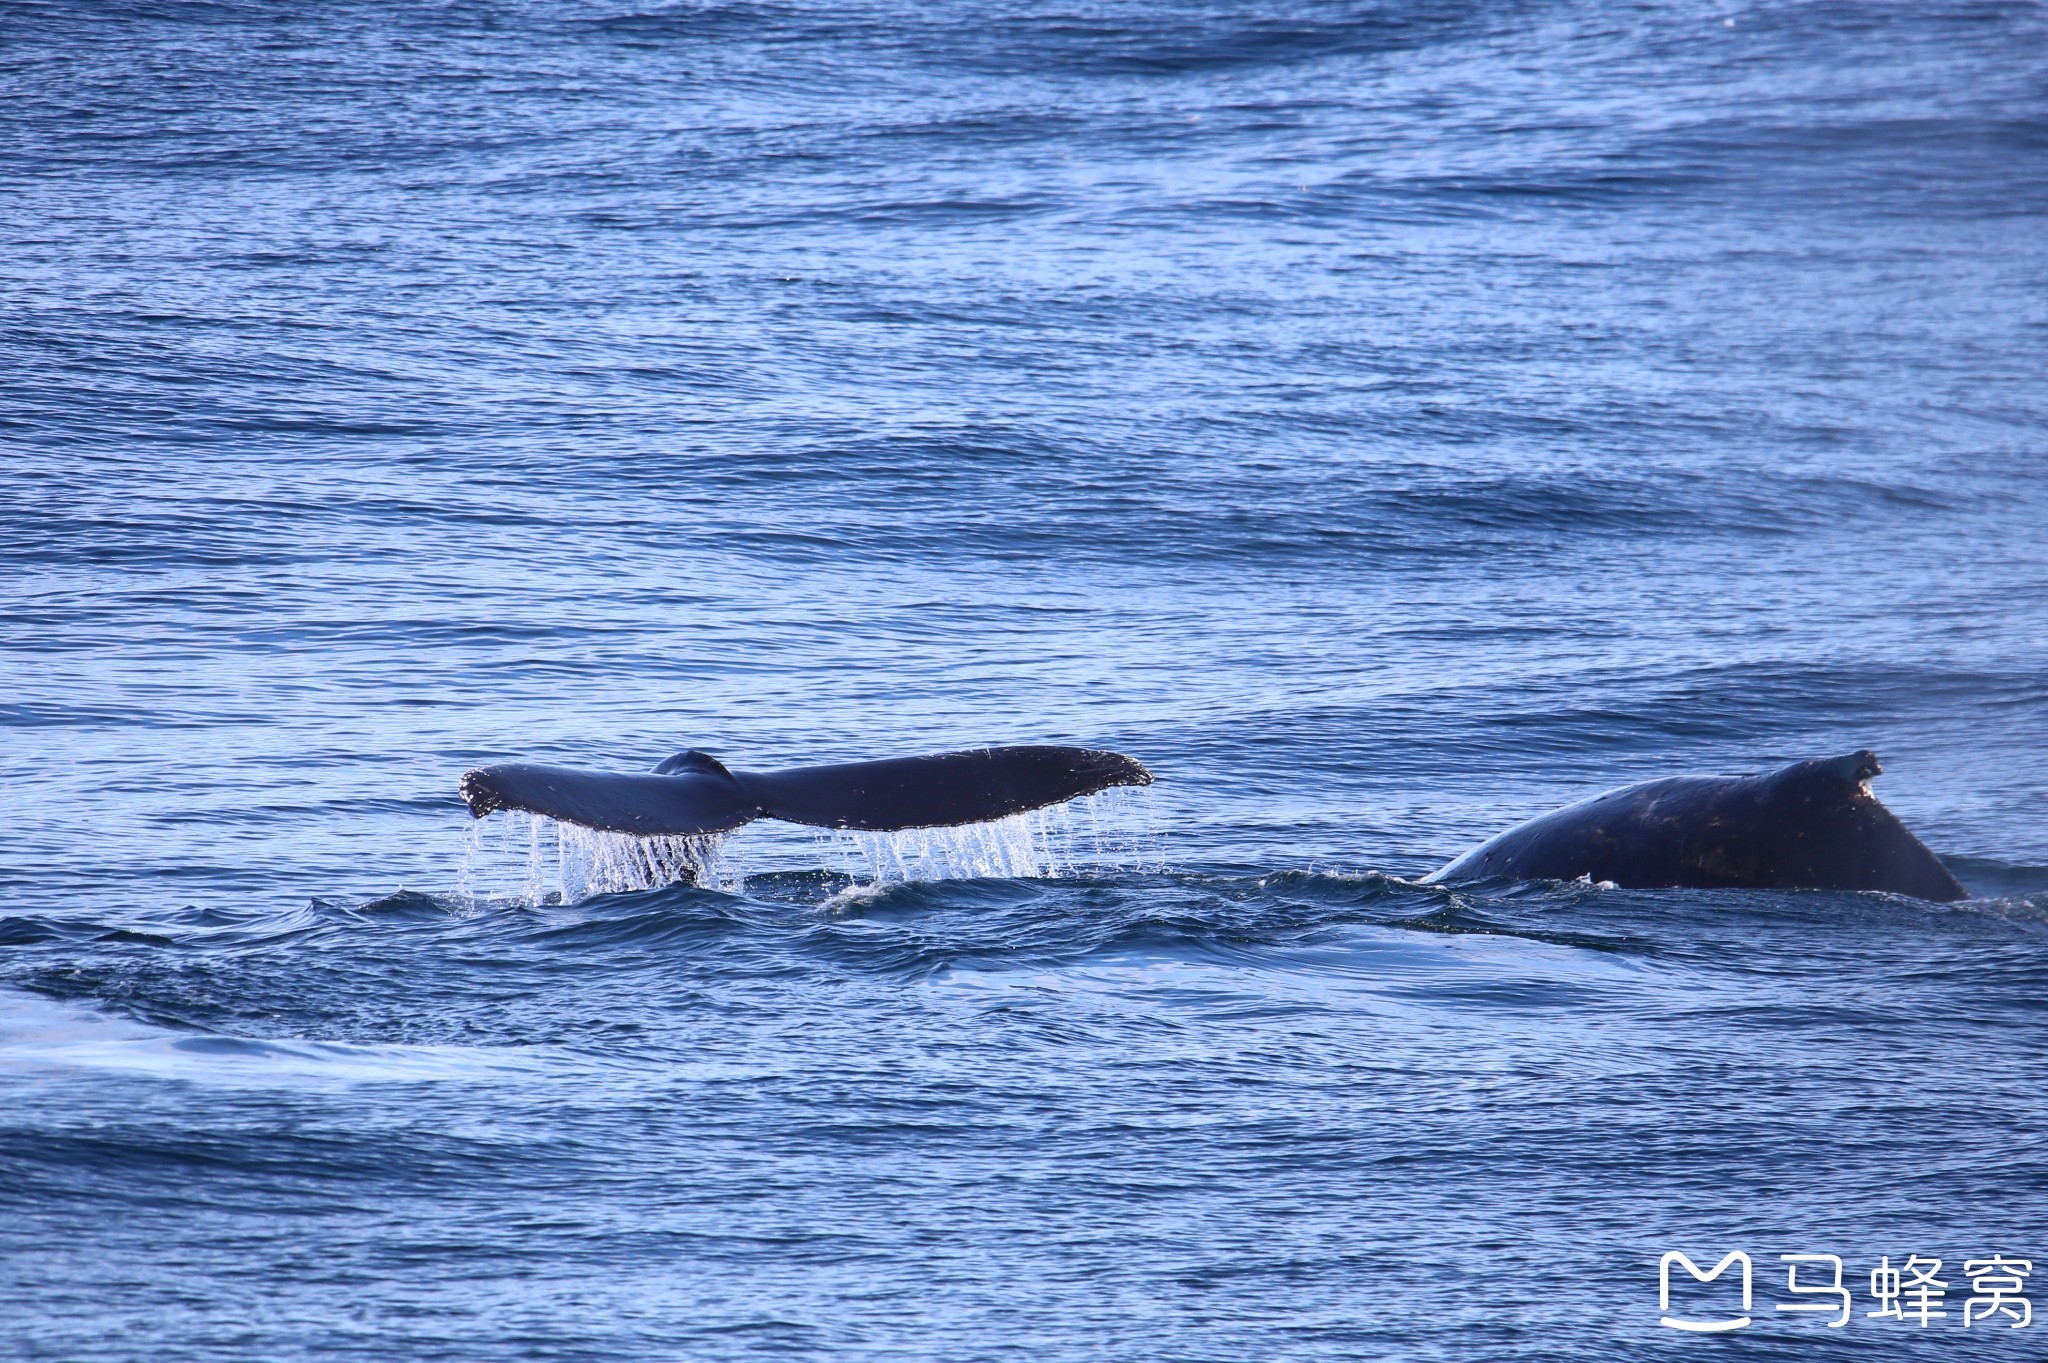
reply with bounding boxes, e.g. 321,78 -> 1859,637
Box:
1425,750 -> 1966,901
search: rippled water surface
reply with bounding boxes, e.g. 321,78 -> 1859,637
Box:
4,2 -> 2047,1358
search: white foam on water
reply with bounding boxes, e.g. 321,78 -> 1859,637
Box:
457,787 -> 1163,905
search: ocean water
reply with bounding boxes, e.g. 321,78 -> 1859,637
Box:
4,1 -> 2047,1358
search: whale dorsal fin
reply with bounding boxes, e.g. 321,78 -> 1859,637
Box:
1812,749 -> 1883,792
652,750 -> 735,778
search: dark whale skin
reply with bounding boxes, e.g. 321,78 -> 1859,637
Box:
1423,750 -> 1967,902
459,745 -> 1154,837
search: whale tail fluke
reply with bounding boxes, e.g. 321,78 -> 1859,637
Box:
459,744 -> 1153,838
457,752 -> 757,837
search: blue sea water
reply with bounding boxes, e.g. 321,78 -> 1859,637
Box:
4,1 -> 2048,1358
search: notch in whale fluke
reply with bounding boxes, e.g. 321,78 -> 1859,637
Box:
458,744 -> 1154,838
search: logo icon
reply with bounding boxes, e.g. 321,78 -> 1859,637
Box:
1661,1251 -> 1753,1332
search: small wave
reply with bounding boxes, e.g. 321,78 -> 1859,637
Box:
1944,856 -> 2048,901
0,916 -> 65,947
930,913 -> 1655,1028
0,989 -> 551,1088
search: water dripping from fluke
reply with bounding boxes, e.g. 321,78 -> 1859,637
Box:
818,783 -> 1164,886
459,811 -> 739,907
455,787 -> 1163,908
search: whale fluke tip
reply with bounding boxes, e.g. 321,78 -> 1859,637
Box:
457,768 -> 501,819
